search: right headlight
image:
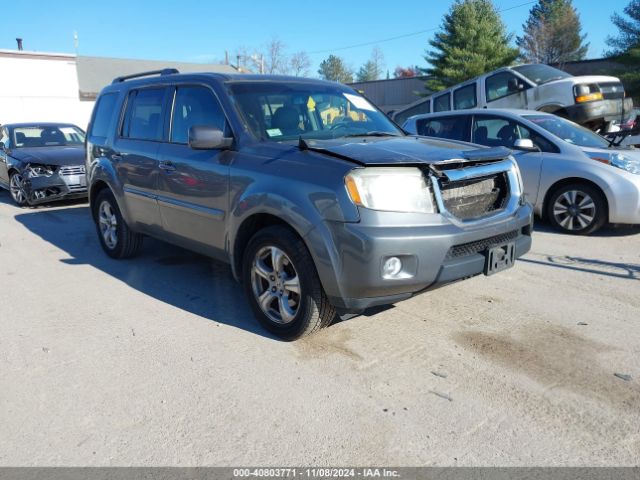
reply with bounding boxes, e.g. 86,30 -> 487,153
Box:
345,167 -> 436,213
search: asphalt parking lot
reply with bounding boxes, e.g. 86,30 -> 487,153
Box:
0,191 -> 639,466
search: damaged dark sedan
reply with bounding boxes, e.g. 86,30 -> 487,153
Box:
0,123 -> 87,206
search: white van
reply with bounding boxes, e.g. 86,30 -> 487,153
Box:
392,64 -> 633,132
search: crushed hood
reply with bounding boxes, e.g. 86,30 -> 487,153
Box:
10,146 -> 85,167
301,136 -> 510,166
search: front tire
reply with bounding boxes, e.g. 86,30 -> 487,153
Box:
93,189 -> 143,259
546,183 -> 607,235
242,225 -> 336,340
9,171 -> 28,207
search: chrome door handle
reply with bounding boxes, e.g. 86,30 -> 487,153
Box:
159,161 -> 176,172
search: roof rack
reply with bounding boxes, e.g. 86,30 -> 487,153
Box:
112,68 -> 179,84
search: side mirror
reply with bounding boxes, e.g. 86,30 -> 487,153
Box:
508,78 -> 525,93
0,141 -> 4,151
514,138 -> 538,152
188,126 -> 233,150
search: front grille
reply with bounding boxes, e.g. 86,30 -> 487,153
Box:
599,82 -> 625,100
59,165 -> 86,176
446,230 -> 519,259
439,173 -> 508,220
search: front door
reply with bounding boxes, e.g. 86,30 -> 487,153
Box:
484,72 -> 529,110
472,115 -> 543,204
156,85 -> 231,257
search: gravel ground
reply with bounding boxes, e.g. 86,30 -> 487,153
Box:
0,192 -> 638,466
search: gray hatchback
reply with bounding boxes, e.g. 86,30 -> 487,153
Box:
86,69 -> 532,339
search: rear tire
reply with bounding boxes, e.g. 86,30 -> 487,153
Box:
546,183 -> 607,235
242,225 -> 336,340
93,189 -> 143,259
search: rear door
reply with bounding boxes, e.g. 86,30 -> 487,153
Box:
415,115 -> 471,142
156,84 -> 232,258
113,87 -> 169,231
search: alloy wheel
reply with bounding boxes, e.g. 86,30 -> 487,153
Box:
10,174 -> 27,205
250,246 -> 301,324
98,200 -> 118,249
552,190 -> 596,231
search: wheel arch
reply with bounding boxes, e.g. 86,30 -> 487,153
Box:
542,177 -> 609,222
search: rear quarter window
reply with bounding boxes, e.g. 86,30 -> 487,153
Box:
89,92 -> 118,140
453,84 -> 477,110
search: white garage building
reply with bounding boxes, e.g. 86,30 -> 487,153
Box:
0,49 -> 236,130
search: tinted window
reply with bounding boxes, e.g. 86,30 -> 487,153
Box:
90,93 -> 118,139
171,86 -> 227,144
512,64 -> 571,85
453,84 -> 477,110
416,116 -> 471,142
11,126 -> 85,148
486,72 -> 523,102
394,99 -> 431,126
122,88 -> 165,141
433,92 -> 451,112
473,116 -> 518,147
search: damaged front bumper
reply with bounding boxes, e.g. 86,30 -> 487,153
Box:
22,165 -> 87,204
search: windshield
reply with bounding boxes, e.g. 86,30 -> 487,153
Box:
524,115 -> 610,148
512,64 -> 572,85
12,125 -> 85,148
229,82 -> 402,142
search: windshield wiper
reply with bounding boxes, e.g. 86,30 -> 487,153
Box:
341,131 -> 402,138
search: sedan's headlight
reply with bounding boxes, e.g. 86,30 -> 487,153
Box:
587,152 -> 640,175
345,167 -> 436,213
26,164 -> 55,177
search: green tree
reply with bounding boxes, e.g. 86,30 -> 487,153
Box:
606,0 -> 640,54
424,0 -> 519,91
317,55 -> 353,83
517,0 -> 589,66
356,61 -> 379,82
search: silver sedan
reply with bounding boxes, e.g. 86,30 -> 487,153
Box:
403,109 -> 640,234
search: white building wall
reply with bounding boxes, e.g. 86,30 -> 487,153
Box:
0,54 -> 94,130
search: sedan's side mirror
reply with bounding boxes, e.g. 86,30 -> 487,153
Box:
188,126 -> 233,150
0,141 -> 5,151
514,138 -> 538,152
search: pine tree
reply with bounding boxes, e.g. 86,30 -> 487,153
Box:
356,61 -> 379,82
517,0 -> 589,66
317,55 -> 354,83
606,0 -> 640,55
424,0 -> 519,91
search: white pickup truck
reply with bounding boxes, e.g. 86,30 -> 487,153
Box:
392,64 -> 634,132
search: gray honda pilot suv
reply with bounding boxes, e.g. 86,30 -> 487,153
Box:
86,69 -> 533,339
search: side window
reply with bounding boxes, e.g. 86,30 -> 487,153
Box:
89,93 -> 118,139
473,116 -> 518,147
416,116 -> 471,142
517,123 -> 560,153
170,86 -> 227,144
122,88 -> 165,141
453,83 -> 477,110
433,92 -> 451,112
485,72 -> 524,102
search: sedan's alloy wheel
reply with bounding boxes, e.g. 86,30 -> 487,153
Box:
98,200 -> 118,249
251,246 -> 301,324
10,174 -> 27,205
552,190 -> 596,231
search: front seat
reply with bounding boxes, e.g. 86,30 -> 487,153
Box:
474,126 -> 488,145
497,124 -> 517,147
272,106 -> 302,136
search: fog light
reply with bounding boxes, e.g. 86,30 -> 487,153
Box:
382,257 -> 402,278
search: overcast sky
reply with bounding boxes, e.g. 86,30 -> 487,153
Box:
1,0 -> 628,75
